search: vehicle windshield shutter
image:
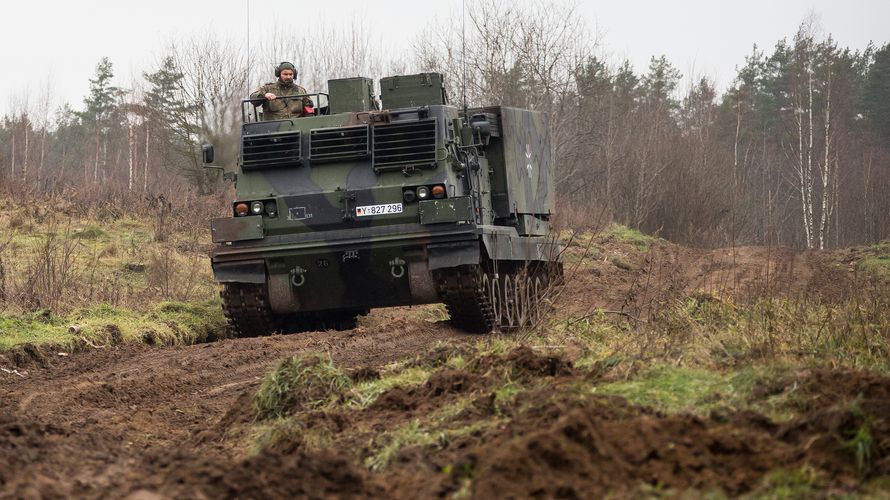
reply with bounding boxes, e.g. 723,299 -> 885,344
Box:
241,130 -> 302,171
372,119 -> 437,173
309,125 -> 370,163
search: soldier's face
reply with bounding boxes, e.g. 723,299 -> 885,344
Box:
280,69 -> 295,83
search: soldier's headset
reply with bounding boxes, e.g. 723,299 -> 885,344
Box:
274,61 -> 297,78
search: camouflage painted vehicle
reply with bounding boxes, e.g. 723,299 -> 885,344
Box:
203,73 -> 562,336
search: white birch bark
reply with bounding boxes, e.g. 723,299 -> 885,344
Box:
22,121 -> 30,182
143,125 -> 150,194
128,120 -> 135,192
817,62 -> 832,250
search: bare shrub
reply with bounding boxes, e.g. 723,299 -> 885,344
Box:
146,249 -> 203,302
0,236 -> 10,303
148,195 -> 175,242
17,225 -> 82,313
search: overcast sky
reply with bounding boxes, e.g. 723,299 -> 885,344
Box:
1,0 -> 887,115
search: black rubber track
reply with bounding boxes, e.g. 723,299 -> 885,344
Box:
221,283 -> 360,337
436,264 -> 497,334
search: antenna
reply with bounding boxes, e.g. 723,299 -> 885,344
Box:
461,0 -> 467,115
246,0 -> 251,94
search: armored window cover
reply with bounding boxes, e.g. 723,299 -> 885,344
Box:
241,130 -> 302,171
373,119 -> 437,172
309,125 -> 370,163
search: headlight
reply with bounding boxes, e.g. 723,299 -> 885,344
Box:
251,201 -> 264,214
264,201 -> 278,217
417,186 -> 429,199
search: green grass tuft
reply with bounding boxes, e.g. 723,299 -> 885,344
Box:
254,354 -> 353,420
0,300 -> 226,351
345,366 -> 430,408
597,365 -> 730,414
73,224 -> 106,240
748,466 -> 824,499
610,255 -> 634,271
844,424 -> 873,476
857,255 -> 890,279
605,225 -> 655,251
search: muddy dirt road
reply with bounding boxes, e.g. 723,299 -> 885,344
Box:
0,313 -> 473,498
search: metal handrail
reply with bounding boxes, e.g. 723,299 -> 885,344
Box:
241,93 -> 331,123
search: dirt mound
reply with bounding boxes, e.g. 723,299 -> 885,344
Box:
424,369 -> 485,398
0,415 -> 58,480
368,386 -> 420,412
465,345 -> 574,380
503,345 -> 573,378
471,406 -> 785,497
364,368 -> 488,418
367,347 -> 571,418
776,369 -> 890,477
347,366 -> 381,382
152,448 -> 381,499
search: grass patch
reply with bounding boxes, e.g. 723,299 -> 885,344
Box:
610,255 -> 634,271
73,224 -> 106,240
746,466 -> 824,499
857,255 -> 890,279
597,365 -> 730,414
254,354 -> 352,420
0,300 -> 226,351
250,418 -> 332,455
594,364 -> 804,420
346,366 -> 430,408
605,225 -> 655,251
0,208 -> 217,315
364,417 -> 497,472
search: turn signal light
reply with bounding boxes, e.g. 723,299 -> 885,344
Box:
235,203 -> 249,216
431,185 -> 446,199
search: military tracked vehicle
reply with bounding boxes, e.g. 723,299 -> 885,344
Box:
203,73 -> 561,335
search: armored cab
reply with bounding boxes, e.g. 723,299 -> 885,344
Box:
206,73 -> 561,335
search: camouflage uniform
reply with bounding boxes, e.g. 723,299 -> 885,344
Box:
250,80 -> 311,121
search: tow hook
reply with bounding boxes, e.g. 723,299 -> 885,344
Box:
389,257 -> 406,278
290,266 -> 307,287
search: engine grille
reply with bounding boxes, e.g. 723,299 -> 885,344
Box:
241,130 -> 302,171
309,125 -> 370,163
373,119 -> 437,172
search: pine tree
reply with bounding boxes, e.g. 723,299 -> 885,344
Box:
863,43 -> 890,145
78,57 -> 117,183
79,57 -> 116,128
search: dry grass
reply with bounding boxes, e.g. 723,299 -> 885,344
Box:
0,192 -> 220,317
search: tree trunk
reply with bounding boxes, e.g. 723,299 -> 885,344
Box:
128,121 -> 135,192
144,125 -> 150,194
817,63 -> 832,250
22,123 -> 30,183
9,126 -> 15,179
38,129 -> 46,190
94,131 -> 100,183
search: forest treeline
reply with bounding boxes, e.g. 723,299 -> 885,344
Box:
1,3 -> 888,249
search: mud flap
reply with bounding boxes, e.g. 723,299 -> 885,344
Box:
481,232 -> 561,262
427,242 -> 480,271
212,260 -> 266,284
211,216 -> 264,243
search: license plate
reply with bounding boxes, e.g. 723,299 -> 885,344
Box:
355,203 -> 403,217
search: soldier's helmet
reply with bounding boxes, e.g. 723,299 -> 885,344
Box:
275,62 -> 297,78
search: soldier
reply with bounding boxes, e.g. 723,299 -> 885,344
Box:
250,61 -> 312,121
